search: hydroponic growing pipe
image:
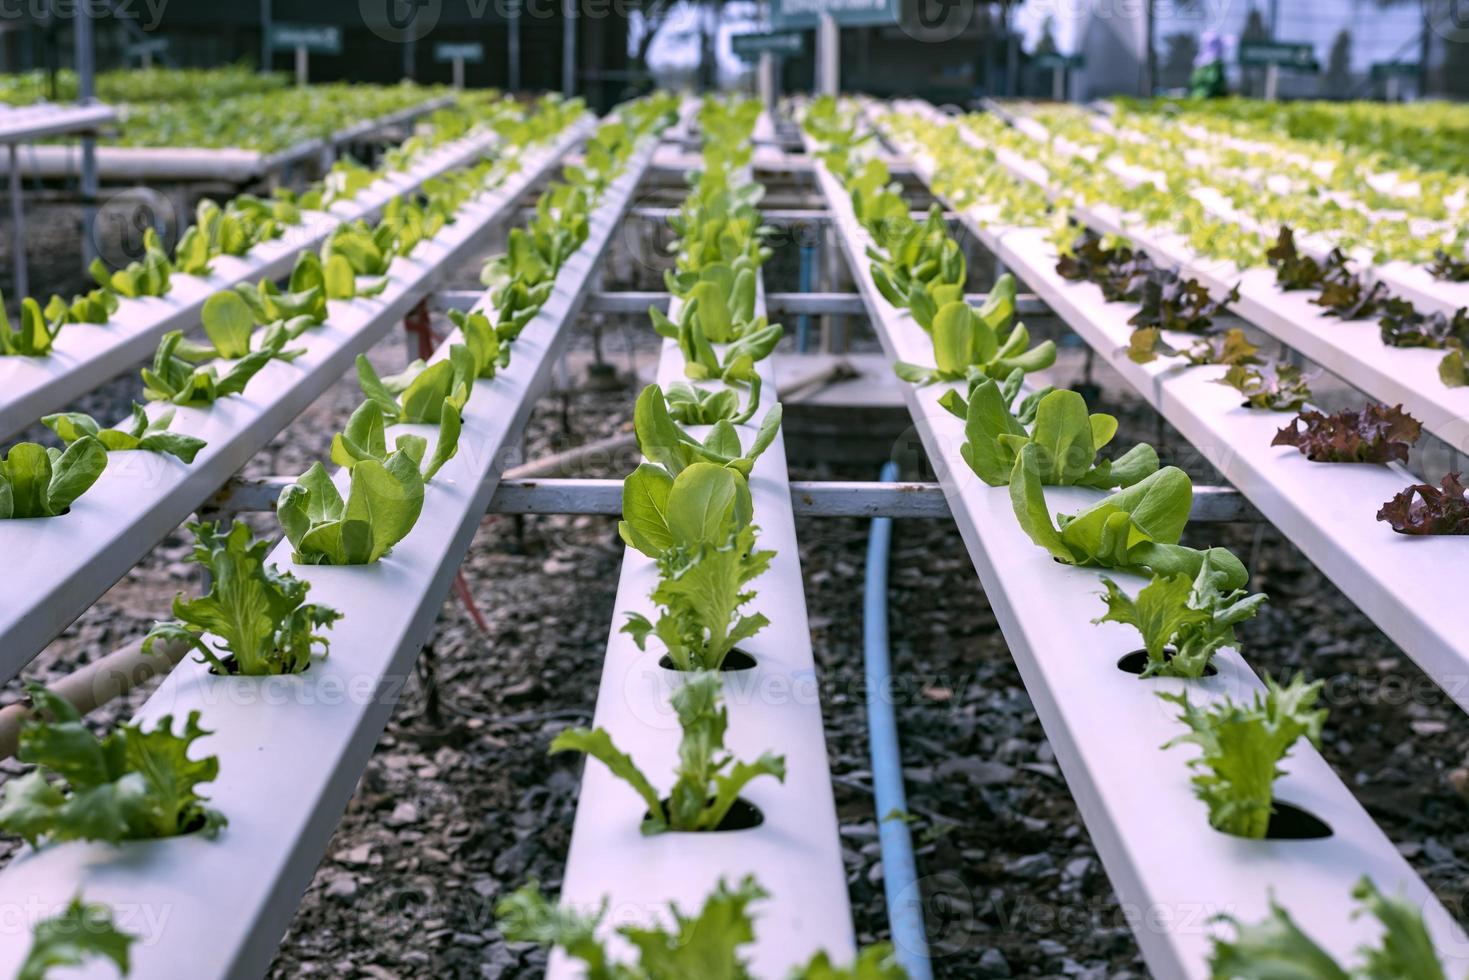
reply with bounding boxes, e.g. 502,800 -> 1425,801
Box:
864,460 -> 933,980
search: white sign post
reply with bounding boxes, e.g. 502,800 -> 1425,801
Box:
269,24 -> 342,87
434,42 -> 485,89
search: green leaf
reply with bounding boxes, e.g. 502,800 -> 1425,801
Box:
619,463 -> 675,557
550,727 -> 665,833
46,437 -> 108,516
1161,674 -> 1326,839
666,463 -> 740,548
1094,574 -> 1205,666
1352,876 -> 1449,980
18,894 -> 135,980
201,290 -> 257,360
147,521 -> 339,675
1209,896 -> 1350,980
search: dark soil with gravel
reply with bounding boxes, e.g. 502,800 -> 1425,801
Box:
3,179 -> 1468,980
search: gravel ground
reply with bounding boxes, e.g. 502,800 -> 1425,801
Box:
4,210 -> 1469,980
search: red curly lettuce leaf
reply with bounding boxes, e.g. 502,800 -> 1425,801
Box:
1272,404 -> 1422,464
1377,473 -> 1469,535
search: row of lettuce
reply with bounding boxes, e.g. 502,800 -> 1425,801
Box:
0,92 -> 577,361
989,102 -> 1469,396
804,97 -> 1456,976
0,97 -> 677,978
2,65 -> 464,154
498,97 -> 907,979
0,95 -> 582,521
880,103 -> 1467,536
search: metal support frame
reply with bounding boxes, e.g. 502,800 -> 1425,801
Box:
431,289 -> 1054,317
7,144 -> 24,300
562,0 -> 577,96
816,13 -> 839,95
76,0 -> 98,270
207,475 -> 1254,523
508,0 -> 521,91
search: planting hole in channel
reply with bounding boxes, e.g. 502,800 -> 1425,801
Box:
1115,648 -> 1219,678
1261,801 -> 1333,841
206,656 -> 315,678
647,797 -> 764,832
657,649 -> 757,672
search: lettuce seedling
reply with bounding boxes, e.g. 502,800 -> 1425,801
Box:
44,402 -> 207,464
1272,403 -> 1421,464
1210,876 -> 1447,980
18,895 -> 135,980
0,684 -> 226,845
497,875 -> 905,980
355,350 -> 472,426
655,262 -> 763,345
0,437 -> 107,519
619,463 -> 770,671
663,378 -> 763,426
893,298 -> 1056,386
140,330 -> 275,406
0,295 -> 62,356
1096,552 -> 1267,678
143,521 -> 341,675
277,448 -> 425,565
89,228 -> 171,299
553,670 -> 784,833
949,374 -> 1157,489
633,385 -> 782,479
448,309 -> 511,379
1125,326 -> 1261,368
1010,445 -> 1248,587
1377,473 -> 1469,536
330,398 -> 460,483
1214,362 -> 1315,412
1160,673 -> 1326,839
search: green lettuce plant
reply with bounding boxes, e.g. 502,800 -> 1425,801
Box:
140,330 -> 275,406
946,372 -> 1157,489
143,521 -> 341,675
1160,673 -> 1326,839
0,684 -> 226,845
619,462 -> 772,672
0,437 -> 107,519
18,895 -> 135,980
552,670 -> 784,834
43,403 -> 206,464
1210,876 -> 1448,980
89,228 -> 171,299
330,398 -> 460,483
0,295 -> 63,356
1095,552 -> 1267,678
634,384 -> 782,479
276,448 -> 425,566
498,874 -> 906,978
1010,445 -> 1248,587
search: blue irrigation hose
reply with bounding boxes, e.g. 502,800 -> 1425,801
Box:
864,460 -> 933,980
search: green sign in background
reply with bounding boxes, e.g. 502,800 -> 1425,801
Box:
270,24 -> 342,54
732,32 -> 806,59
1238,40 -> 1318,71
771,0 -> 899,30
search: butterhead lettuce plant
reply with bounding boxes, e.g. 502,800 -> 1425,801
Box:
0,437 -> 107,519
619,462 -> 772,672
